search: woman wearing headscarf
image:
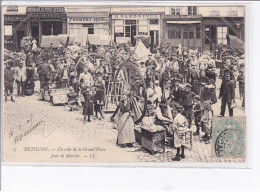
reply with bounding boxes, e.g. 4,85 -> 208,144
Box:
117,94 -> 135,148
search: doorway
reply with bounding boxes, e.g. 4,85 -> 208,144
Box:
150,30 -> 159,50
125,20 -> 137,46
31,25 -> 39,44
182,25 -> 195,49
16,30 -> 25,50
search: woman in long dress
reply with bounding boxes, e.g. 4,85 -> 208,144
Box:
117,95 -> 135,148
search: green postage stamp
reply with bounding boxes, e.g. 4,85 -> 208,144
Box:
212,117 -> 246,159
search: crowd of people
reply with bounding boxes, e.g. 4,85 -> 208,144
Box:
4,41 -> 245,162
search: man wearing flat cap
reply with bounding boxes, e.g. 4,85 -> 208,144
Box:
145,54 -> 157,69
219,71 -> 236,117
181,83 -> 196,128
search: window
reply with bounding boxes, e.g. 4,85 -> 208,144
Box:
183,32 -> 188,39
88,28 -> 94,34
168,30 -> 174,39
171,7 -> 181,15
205,26 -> 211,44
150,19 -> 159,25
176,30 -> 181,39
217,26 -> 228,45
188,6 -> 197,15
189,32 -> 194,39
168,30 -> 181,39
4,25 -> 12,36
125,26 -> 130,37
196,26 -> 201,38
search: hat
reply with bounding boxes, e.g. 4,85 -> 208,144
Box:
160,98 -> 169,106
155,80 -> 160,84
186,83 -> 192,88
193,95 -> 200,100
69,86 -> 74,91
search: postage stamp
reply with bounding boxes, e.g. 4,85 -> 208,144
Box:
212,117 -> 246,159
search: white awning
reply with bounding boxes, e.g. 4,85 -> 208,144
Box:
166,21 -> 201,24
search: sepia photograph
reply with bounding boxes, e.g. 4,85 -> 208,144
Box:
2,4 -> 246,164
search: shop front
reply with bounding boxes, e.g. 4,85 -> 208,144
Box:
67,12 -> 109,46
164,15 -> 203,51
4,15 -> 27,51
111,13 -> 163,48
3,6 -> 27,51
202,17 -> 244,52
26,7 -> 67,45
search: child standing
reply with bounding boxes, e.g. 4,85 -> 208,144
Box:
193,95 -> 202,136
94,76 -> 105,119
201,100 -> 213,144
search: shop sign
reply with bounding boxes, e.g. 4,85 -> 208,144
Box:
68,17 -> 107,23
112,14 -> 160,19
6,6 -> 18,12
4,15 -> 26,21
27,13 -> 67,19
27,7 -> 65,12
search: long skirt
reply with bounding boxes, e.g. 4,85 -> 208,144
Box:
117,112 -> 135,145
203,88 -> 217,104
83,100 -> 93,116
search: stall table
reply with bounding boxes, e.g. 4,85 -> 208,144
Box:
141,126 -> 166,155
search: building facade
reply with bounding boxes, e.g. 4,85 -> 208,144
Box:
66,7 -> 110,46
3,6 -> 244,52
163,6 -> 244,52
26,6 -> 67,45
200,6 -> 244,51
110,7 -> 165,48
164,6 -> 203,51
3,6 -> 27,51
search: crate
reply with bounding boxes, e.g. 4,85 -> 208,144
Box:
141,127 -> 166,155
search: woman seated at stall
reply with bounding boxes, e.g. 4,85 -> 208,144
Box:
147,81 -> 159,104
154,98 -> 173,134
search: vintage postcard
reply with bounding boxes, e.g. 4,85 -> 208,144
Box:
2,4 -> 246,164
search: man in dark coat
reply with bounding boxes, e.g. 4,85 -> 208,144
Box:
145,54 -> 157,69
182,83 -> 196,128
171,78 -> 183,104
4,61 -> 15,102
25,63 -> 35,95
219,72 -> 236,117
37,59 -> 50,89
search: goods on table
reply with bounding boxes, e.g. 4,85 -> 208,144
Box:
50,88 -> 70,105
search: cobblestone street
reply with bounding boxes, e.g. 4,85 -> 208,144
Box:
3,77 -> 245,163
